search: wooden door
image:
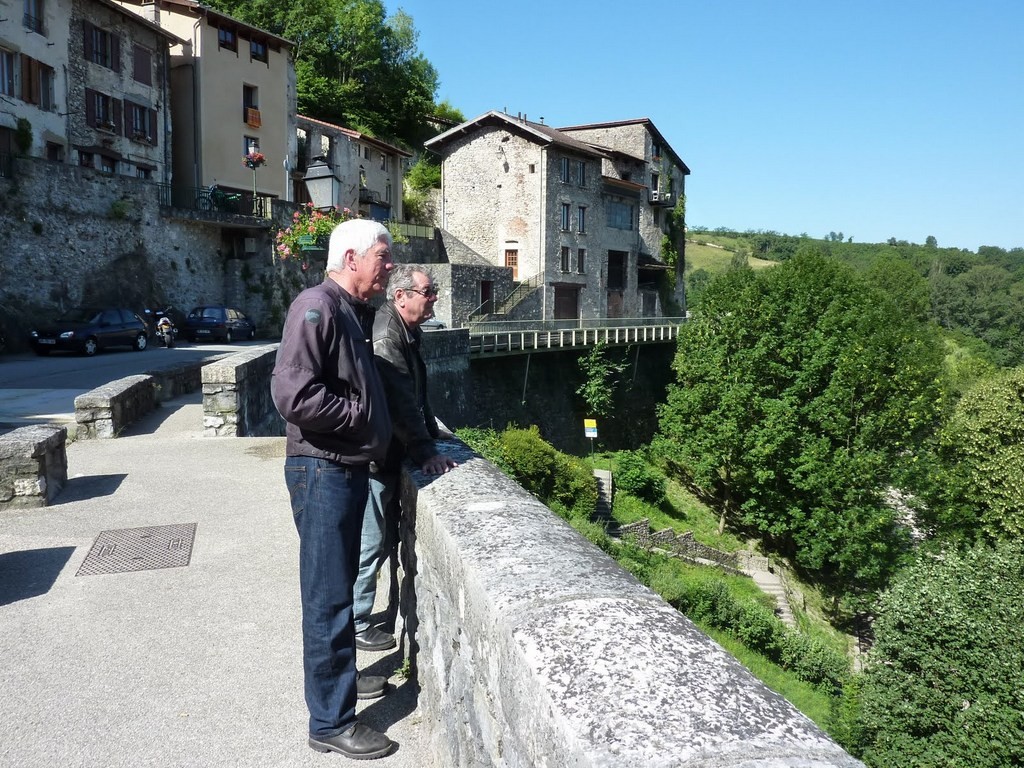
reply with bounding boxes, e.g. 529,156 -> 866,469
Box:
505,250 -> 518,280
554,286 -> 580,320
480,280 -> 494,314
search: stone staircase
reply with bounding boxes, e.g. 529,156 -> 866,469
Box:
591,469 -> 796,628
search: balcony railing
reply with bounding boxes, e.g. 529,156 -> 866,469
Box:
156,184 -> 272,218
467,318 -> 686,356
649,189 -> 674,206
23,13 -> 45,34
244,107 -> 261,128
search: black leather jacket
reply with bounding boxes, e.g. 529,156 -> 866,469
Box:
271,279 -> 391,465
373,300 -> 439,471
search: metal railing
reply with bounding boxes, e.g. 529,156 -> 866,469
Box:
467,318 -> 685,356
156,184 -> 273,218
393,222 -> 434,239
468,316 -> 686,334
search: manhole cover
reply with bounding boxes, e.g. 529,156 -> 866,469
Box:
76,523 -> 197,576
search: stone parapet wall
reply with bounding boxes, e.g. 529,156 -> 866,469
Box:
75,375 -> 155,439
202,345 -> 283,437
400,442 -> 862,767
0,426 -> 68,510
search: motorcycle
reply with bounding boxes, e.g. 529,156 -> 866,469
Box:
155,317 -> 176,348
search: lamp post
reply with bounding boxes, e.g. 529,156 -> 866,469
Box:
302,156 -> 338,211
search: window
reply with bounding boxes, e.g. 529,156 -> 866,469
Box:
380,152 -> 387,171
23,0 -> 45,35
363,145 -> 370,160
243,85 -> 260,126
577,160 -> 586,187
577,248 -> 586,274
607,201 -> 633,230
38,63 -> 55,111
577,206 -> 587,234
84,22 -> 119,71
528,163 -> 535,174
85,89 -> 117,131
559,156 -> 569,182
218,27 -> 237,52
250,39 -> 267,63
133,45 -> 151,85
560,203 -> 570,231
46,142 -> 64,162
78,151 -> 93,168
99,155 -> 116,173
244,136 -> 260,155
127,102 -> 156,143
0,50 -> 15,97
135,166 -> 152,179
560,246 -> 570,272
385,183 -> 391,202
651,172 -> 659,192
651,142 -> 660,160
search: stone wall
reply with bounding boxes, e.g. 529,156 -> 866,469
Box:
74,374 -> 156,439
201,344 -> 282,437
0,156 -> 301,351
398,438 -> 863,768
0,425 -> 68,510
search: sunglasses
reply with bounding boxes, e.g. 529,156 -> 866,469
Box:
405,286 -> 439,298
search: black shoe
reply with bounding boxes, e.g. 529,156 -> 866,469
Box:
355,626 -> 396,652
308,723 -> 394,759
356,672 -> 388,700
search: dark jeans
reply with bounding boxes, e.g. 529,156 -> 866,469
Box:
284,456 -> 370,738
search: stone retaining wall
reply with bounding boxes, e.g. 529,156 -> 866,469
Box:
0,425 -> 68,510
399,443 -> 863,768
74,375 -> 156,439
202,345 -> 282,437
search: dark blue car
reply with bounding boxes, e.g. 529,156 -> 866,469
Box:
29,307 -> 150,356
182,306 -> 256,343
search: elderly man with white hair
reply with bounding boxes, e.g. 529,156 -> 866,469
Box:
272,218 -> 396,760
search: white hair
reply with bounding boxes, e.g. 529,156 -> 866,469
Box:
326,219 -> 392,272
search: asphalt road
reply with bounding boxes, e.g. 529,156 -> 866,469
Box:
0,339 -> 267,432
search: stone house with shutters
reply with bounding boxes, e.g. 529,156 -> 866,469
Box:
0,0 -> 176,180
295,114 -> 411,222
424,111 -> 689,322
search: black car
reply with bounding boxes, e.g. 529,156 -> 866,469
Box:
182,306 -> 256,343
29,307 -> 150,356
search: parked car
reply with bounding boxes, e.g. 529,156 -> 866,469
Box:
29,307 -> 149,356
420,317 -> 446,331
182,306 -> 256,343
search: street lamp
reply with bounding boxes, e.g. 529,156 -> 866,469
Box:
302,156 -> 338,211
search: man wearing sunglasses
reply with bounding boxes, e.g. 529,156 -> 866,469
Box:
353,264 -> 457,653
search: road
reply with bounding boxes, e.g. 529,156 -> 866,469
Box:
0,339 -> 268,433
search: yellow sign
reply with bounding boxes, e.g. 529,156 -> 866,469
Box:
584,418 -> 598,439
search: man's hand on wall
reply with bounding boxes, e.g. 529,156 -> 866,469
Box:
421,454 -> 458,475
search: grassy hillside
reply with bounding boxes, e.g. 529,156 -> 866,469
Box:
685,239 -> 777,274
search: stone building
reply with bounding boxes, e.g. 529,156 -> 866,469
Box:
295,114 -> 411,222
115,0 -> 296,207
1,0 -> 177,181
424,111 -> 690,322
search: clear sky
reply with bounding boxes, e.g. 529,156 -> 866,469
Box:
384,0 -> 1023,252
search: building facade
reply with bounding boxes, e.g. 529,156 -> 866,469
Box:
295,114 -> 410,222
1,0 -> 176,181
425,111 -> 689,322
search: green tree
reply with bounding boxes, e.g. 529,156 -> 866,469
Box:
655,251 -> 945,601
856,540 -> 1024,767
576,341 -> 628,420
924,367 -> 1024,541
205,0 -> 439,147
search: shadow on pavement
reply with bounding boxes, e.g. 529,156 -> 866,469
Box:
52,473 -> 126,504
0,546 -> 76,606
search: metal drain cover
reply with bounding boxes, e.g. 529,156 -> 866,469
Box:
77,523 -> 197,576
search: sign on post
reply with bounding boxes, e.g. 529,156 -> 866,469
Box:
584,418 -> 598,456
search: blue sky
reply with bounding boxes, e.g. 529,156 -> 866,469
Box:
385,0 -> 1023,252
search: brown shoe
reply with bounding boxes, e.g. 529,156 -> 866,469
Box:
308,722 -> 394,759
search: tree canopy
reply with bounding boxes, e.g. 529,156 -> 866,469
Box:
205,0 -> 440,147
655,251 -> 945,601
856,540 -> 1024,767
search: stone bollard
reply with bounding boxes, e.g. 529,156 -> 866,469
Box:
0,425 -> 68,509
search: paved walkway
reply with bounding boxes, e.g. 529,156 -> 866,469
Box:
0,393 -> 424,767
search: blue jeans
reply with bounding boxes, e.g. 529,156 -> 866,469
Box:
353,472 -> 398,632
284,456 -> 369,738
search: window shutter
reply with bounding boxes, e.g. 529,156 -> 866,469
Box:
148,108 -> 158,145
111,35 -> 121,73
85,88 -> 96,126
20,54 -> 33,103
113,99 -> 123,135
83,21 -> 93,61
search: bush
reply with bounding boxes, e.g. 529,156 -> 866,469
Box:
613,450 -> 667,503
